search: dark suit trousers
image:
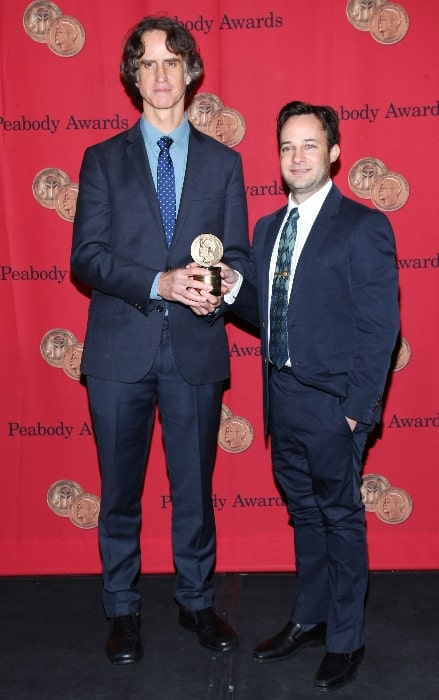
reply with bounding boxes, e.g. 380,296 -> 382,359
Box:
86,320 -> 224,618
269,367 -> 370,653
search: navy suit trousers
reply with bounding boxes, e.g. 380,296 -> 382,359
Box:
86,320 -> 224,617
269,366 -> 370,653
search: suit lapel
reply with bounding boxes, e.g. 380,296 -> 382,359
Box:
171,126 -> 204,244
125,122 -> 166,240
290,185 -> 342,298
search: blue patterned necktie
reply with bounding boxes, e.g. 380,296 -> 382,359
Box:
269,208 -> 300,370
157,136 -> 176,247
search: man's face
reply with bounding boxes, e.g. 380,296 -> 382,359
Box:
279,114 -> 339,204
136,30 -> 189,114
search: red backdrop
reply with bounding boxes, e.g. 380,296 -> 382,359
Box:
1,0 -> 438,574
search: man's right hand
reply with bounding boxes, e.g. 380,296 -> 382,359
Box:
217,262 -> 239,294
157,266 -> 213,306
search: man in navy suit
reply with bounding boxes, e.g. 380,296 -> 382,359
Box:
70,16 -> 249,664
220,101 -> 399,691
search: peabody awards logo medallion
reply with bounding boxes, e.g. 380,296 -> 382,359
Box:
40,328 -> 83,380
68,493 -> 100,529
221,404 -> 233,422
218,405 -> 254,453
55,183 -> 79,221
32,167 -> 70,209
47,479 -> 83,517
369,3 -> 409,44
361,473 -> 412,524
61,342 -> 84,380
188,93 -> 246,148
23,2 -> 85,56
346,0 -> 409,44
47,480 -> 100,529
370,171 -> 410,212
23,1 -> 62,43
32,168 -> 79,221
191,233 -> 224,295
348,157 -> 409,211
346,0 -> 386,31
393,336 -> 411,372
348,157 -> 387,200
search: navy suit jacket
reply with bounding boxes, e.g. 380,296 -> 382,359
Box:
71,120 -> 249,385
233,184 -> 400,430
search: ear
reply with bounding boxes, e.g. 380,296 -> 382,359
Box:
329,144 -> 340,163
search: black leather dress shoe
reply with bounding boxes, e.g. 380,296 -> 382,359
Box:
252,621 -> 326,663
179,606 -> 238,652
106,612 -> 143,665
313,645 -> 365,691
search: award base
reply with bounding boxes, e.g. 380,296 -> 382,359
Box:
193,266 -> 221,296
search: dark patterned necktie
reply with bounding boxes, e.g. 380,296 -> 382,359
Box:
157,136 -> 176,247
269,208 -> 300,370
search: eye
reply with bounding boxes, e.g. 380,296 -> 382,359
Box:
140,60 -> 155,70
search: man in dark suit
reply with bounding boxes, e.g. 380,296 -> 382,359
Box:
70,16 -> 249,664
220,101 -> 399,691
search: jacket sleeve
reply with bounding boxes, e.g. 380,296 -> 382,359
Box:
341,209 -> 400,424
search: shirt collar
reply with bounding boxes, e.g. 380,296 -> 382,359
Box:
140,115 -> 190,151
288,179 -> 333,217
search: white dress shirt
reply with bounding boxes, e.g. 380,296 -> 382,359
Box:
267,179 -> 333,365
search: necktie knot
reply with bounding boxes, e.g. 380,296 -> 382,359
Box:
157,136 -> 173,152
289,207 -> 299,221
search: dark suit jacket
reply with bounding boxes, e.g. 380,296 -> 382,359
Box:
233,184 -> 400,430
71,121 -> 249,385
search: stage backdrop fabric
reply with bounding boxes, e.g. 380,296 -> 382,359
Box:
1,0 -> 438,574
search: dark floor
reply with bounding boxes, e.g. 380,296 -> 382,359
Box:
0,571 -> 438,699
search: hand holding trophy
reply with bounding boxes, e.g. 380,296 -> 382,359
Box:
190,233 -> 224,296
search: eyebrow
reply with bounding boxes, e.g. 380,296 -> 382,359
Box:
280,138 -> 319,146
141,55 -> 182,62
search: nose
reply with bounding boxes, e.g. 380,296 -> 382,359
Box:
155,63 -> 167,81
292,147 -> 305,163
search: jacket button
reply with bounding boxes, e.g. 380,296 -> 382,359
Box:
156,305 -> 164,313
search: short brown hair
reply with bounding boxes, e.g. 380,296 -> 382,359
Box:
277,101 -> 340,151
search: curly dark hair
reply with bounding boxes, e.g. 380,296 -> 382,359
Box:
121,16 -> 203,105
277,101 -> 340,151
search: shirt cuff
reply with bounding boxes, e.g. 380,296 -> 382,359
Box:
224,272 -> 243,304
151,272 -> 162,299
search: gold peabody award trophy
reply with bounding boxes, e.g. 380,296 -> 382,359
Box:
191,233 -> 223,296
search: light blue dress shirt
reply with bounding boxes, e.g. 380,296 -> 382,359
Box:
139,115 -> 190,299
